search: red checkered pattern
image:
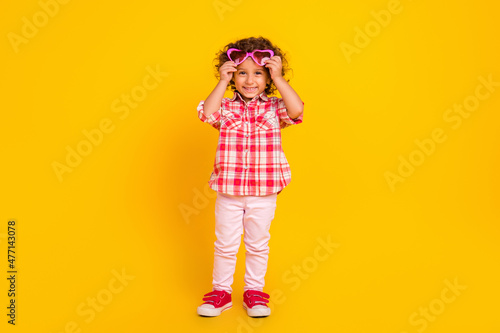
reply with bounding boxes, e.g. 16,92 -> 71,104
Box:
197,91 -> 303,196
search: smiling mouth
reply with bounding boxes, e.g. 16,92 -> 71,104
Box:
243,87 -> 258,93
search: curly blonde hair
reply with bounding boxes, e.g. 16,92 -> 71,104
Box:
213,36 -> 292,95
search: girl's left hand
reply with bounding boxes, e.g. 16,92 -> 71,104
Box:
264,56 -> 283,80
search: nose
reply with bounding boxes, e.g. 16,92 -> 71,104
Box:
245,74 -> 254,84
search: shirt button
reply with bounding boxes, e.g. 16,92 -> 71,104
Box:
244,166 -> 248,169
245,134 -> 249,137
244,149 -> 249,153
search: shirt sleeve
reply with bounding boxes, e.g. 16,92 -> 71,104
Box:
197,100 -> 222,130
277,98 -> 304,129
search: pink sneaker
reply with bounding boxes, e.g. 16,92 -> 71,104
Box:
197,290 -> 232,317
243,290 -> 271,317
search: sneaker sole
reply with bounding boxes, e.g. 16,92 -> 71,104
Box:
243,303 -> 271,317
197,302 -> 232,317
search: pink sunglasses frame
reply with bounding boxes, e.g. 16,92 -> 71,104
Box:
227,48 -> 275,66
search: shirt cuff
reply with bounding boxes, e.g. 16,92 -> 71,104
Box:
197,100 -> 222,129
279,100 -> 304,129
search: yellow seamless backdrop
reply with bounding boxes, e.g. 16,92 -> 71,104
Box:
1,0 -> 499,332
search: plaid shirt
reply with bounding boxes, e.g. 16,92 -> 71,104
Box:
197,91 -> 303,196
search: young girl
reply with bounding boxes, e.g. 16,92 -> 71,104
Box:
196,36 -> 304,317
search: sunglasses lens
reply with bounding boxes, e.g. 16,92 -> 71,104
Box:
228,50 -> 247,64
253,51 -> 273,65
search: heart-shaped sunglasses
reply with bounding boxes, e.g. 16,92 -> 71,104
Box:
227,48 -> 274,66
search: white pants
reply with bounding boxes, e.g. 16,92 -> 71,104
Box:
212,192 -> 278,293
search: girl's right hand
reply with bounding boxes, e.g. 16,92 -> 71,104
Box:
219,61 -> 237,83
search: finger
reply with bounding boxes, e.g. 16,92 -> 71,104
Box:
222,65 -> 236,72
266,59 -> 280,66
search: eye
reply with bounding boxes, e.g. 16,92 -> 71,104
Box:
239,71 -> 246,75
255,71 -> 262,75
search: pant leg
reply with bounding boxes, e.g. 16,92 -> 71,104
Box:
242,193 -> 278,292
212,192 -> 244,293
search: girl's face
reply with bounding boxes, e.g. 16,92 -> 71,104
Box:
233,57 -> 271,102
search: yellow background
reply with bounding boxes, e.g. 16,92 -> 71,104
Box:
1,0 -> 499,332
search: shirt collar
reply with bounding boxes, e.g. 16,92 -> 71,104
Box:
230,90 -> 269,103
